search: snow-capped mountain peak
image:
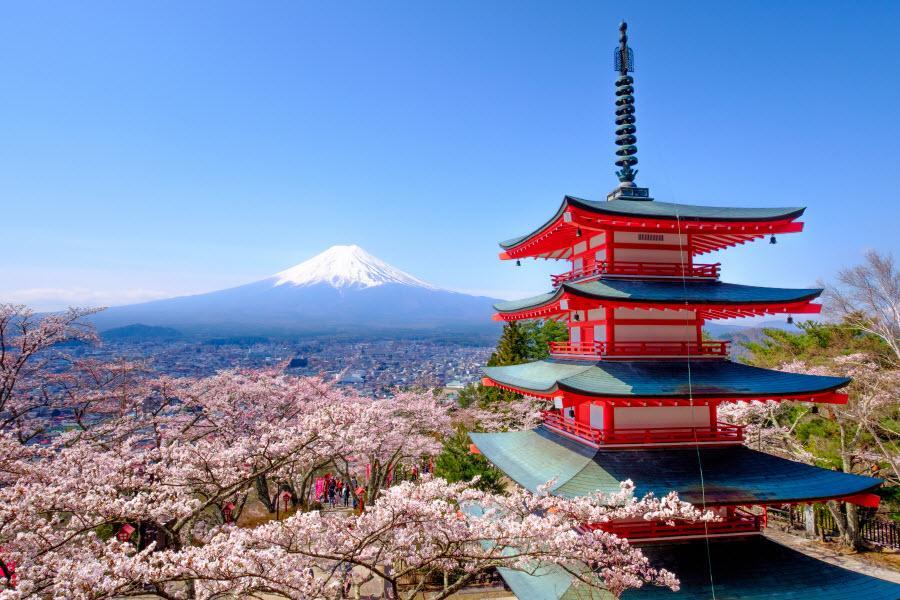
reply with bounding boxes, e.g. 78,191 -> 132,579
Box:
272,245 -> 437,290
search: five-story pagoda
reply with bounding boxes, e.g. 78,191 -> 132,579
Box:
471,22 -> 900,600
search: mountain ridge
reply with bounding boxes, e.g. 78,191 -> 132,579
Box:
88,246 -> 498,340
272,244 -> 436,290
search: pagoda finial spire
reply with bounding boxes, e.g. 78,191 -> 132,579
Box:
614,21 -> 638,185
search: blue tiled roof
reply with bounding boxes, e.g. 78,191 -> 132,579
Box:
494,280 -> 822,313
500,196 -> 805,249
482,359 -> 850,398
624,537 -> 900,600
497,565 -> 615,600
494,537 -> 900,600
470,427 -> 881,504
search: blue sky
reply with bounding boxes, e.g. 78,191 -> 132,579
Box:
1,1 -> 898,311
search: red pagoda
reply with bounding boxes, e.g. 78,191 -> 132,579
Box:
470,22 -> 899,600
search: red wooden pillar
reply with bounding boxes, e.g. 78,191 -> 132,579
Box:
606,311 -> 615,348
575,402 -> 591,426
610,241 -> 616,271
603,402 -> 615,432
583,324 -> 594,344
686,233 -> 694,270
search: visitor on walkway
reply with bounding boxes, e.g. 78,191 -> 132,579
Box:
327,478 -> 336,508
342,481 -> 350,507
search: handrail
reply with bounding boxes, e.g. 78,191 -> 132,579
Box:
540,411 -> 604,444
548,340 -> 730,359
588,513 -> 762,540
552,260 -> 720,285
541,411 -> 744,446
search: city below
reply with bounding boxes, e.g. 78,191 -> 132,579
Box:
70,337 -> 493,397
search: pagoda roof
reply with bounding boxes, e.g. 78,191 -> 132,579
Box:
496,537 -> 900,600
469,426 -> 881,505
494,280 -> 822,315
482,359 -> 849,400
625,537 -> 900,599
497,565 -> 613,600
500,196 -> 805,250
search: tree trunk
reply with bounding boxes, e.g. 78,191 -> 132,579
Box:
255,474 -> 275,513
366,459 -> 382,505
803,504 -> 816,538
836,426 -> 862,550
826,500 -> 861,550
298,472 -> 311,511
845,501 -> 862,549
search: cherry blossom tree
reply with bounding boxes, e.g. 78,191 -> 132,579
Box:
824,250 -> 900,363
0,370 -> 345,597
0,304 -> 100,441
50,477 -> 708,600
466,394 -> 544,432
330,390 -> 452,502
720,353 -> 899,548
0,306 -> 710,599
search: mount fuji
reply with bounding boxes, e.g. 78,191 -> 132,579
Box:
89,245 -> 499,339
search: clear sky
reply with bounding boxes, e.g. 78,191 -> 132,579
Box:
2,1 -> 898,311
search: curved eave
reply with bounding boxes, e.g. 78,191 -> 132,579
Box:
469,428 -> 882,506
482,359 -> 851,402
483,376 -> 850,406
566,196 -> 806,223
499,196 -> 806,259
493,281 -> 824,321
496,537 -> 900,600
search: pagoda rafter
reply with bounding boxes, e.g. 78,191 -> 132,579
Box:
499,198 -> 805,261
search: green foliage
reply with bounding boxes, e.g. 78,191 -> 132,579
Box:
487,321 -> 568,367
487,322 -> 529,367
95,523 -> 116,541
877,486 -> 900,522
742,319 -> 900,518
520,320 -> 569,360
460,320 -> 568,410
434,426 -> 506,494
457,382 -> 516,409
741,321 -> 890,368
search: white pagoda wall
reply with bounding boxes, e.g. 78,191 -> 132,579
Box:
611,308 -> 698,343
614,406 -> 711,428
611,232 -> 688,264
614,324 -> 696,342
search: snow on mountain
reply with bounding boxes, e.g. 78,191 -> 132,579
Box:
273,245 -> 436,290
87,245 -> 497,338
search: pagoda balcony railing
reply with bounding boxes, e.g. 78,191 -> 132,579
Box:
541,411 -> 744,446
585,509 -> 762,541
551,260 -> 720,285
548,340 -> 730,359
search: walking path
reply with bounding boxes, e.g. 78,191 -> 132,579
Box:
764,529 -> 900,584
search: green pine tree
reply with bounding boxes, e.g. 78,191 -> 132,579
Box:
459,320 -> 569,409
487,320 -> 569,366
434,426 -> 506,494
521,320 -> 569,360
487,322 -> 529,366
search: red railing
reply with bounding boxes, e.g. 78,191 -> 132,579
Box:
540,410 -> 604,444
587,510 -> 762,541
548,340 -> 730,359
552,260 -> 720,285
600,422 -> 745,445
541,411 -> 744,446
